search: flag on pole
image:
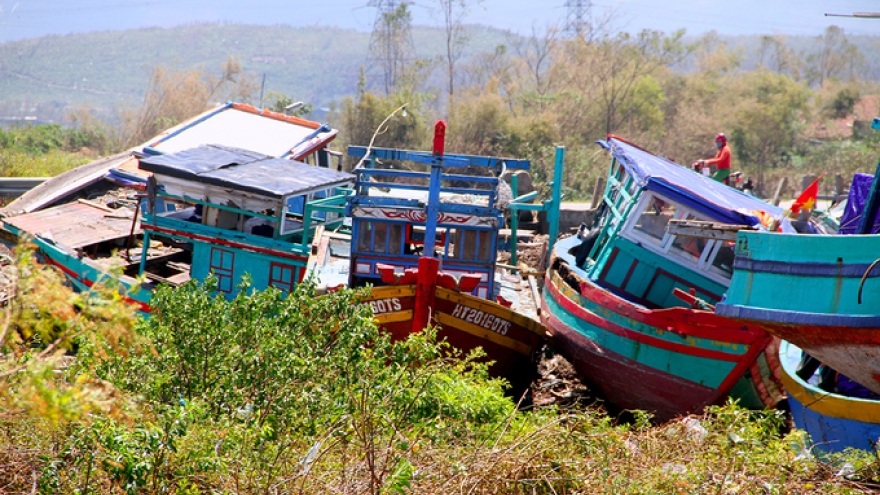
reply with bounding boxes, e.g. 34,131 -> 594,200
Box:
790,174 -> 826,215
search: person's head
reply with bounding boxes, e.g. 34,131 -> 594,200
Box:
715,133 -> 727,148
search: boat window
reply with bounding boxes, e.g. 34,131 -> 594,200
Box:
374,222 -> 388,252
205,207 -> 240,231
243,210 -> 278,238
475,230 -> 493,261
671,231 -> 705,261
158,201 -> 203,223
709,241 -> 736,275
355,220 -> 403,255
357,220 -> 372,252
387,223 -> 403,254
624,194 -> 734,282
280,195 -> 307,235
633,197 -> 676,243
446,228 -> 493,262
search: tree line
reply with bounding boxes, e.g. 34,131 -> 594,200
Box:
342,15 -> 879,200
3,12 -> 877,201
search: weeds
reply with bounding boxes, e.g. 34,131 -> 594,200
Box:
0,248 -> 877,493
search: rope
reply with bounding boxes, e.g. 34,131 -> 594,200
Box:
858,258 -> 880,304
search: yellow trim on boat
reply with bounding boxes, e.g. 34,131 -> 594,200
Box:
781,367 -> 880,423
373,310 -> 414,325
433,312 -> 533,356
366,285 -> 417,299
435,287 -> 545,336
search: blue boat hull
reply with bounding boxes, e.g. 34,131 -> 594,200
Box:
780,341 -> 880,455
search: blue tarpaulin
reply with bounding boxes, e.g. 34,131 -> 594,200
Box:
838,173 -> 880,235
140,144 -> 354,198
599,137 -> 786,228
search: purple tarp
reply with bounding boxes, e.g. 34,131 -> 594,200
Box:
837,173 -> 880,235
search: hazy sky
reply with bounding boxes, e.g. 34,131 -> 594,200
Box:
0,0 -> 878,42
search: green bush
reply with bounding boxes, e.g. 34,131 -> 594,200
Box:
0,123 -> 106,155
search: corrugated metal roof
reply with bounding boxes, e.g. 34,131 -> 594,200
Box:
1,152 -> 137,216
5,200 -> 138,249
140,144 -> 354,198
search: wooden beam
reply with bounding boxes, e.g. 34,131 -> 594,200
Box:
590,177 -> 605,209
667,219 -> 754,242
771,176 -> 788,206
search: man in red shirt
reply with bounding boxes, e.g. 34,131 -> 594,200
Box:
697,133 -> 731,185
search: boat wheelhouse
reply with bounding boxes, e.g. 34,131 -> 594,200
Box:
137,144 -> 353,296
345,140 -> 531,300
1,103 -> 352,312
305,124 -> 556,389
541,135 -> 789,421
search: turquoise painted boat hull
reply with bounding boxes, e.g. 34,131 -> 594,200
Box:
542,236 -> 783,422
717,231 -> 880,395
780,340 -> 880,455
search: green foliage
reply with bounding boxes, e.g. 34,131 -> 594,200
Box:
0,244 -> 138,424
57,406 -> 187,495
0,123 -> 105,155
338,91 -> 430,168
727,70 -> 811,184
266,91 -> 313,117
797,139 -> 879,176
825,86 -> 860,119
0,263 -> 878,492
0,149 -> 92,177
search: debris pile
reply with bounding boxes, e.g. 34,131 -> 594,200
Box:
531,345 -> 592,408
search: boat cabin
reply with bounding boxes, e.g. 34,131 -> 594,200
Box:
572,136 -> 787,309
345,145 -> 529,300
138,144 -> 353,295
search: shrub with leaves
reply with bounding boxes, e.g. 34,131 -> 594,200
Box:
80,275 -> 514,492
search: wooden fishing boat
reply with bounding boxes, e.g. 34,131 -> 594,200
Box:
306,122 -> 555,388
1,104 -> 352,312
780,340 -> 880,455
715,231 -> 880,396
3,102 -> 339,217
541,135 -> 787,422
362,257 -> 548,389
716,162 -> 880,397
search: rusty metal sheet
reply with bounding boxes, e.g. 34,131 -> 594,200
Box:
5,200 -> 139,249
2,152 -> 136,216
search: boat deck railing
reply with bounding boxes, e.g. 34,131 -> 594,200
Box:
351,167 -> 500,213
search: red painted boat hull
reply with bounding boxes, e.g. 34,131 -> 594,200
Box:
541,264 -> 783,422
365,284 -> 547,391
542,308 -> 719,420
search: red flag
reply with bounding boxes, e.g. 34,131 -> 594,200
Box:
790,174 -> 826,215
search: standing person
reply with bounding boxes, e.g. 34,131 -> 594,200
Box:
696,133 -> 732,185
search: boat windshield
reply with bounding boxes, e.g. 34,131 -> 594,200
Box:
626,193 -> 735,282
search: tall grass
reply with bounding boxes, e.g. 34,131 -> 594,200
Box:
0,149 -> 92,177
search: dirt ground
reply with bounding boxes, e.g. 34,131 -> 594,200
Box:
497,234 -> 595,409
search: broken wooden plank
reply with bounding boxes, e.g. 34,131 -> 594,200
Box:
666,219 -> 754,242
528,275 -> 542,317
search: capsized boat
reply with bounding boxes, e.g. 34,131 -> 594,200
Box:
1,103 -> 352,312
541,135 -> 787,422
780,340 -> 880,455
306,122 -> 556,388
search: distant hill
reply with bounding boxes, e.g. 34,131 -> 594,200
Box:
0,23 -> 512,125
1,23 -> 879,127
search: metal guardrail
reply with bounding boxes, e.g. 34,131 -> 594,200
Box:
0,178 -> 47,198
